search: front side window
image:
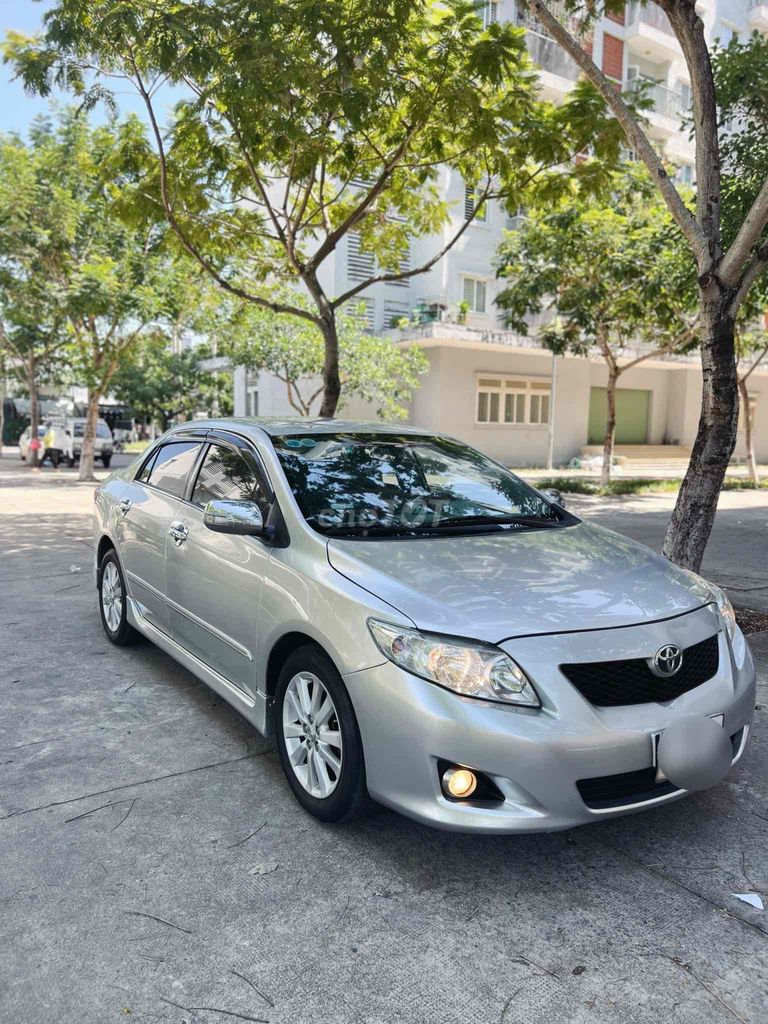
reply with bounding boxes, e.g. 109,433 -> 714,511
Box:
271,433 -> 564,537
96,422 -> 112,439
191,444 -> 266,510
137,441 -> 203,498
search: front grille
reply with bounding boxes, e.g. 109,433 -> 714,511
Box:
560,634 -> 719,707
578,728 -> 742,810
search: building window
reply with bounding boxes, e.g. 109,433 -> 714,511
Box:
476,376 -> 551,425
675,163 -> 693,186
462,276 -> 488,314
245,374 -> 259,417
482,1 -> 499,28
464,186 -> 488,222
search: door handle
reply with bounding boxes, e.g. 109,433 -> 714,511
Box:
169,522 -> 189,546
119,498 -> 132,516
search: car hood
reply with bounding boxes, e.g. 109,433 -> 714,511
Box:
327,522 -> 711,642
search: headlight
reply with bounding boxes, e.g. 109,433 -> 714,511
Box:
368,619 -> 540,707
679,568 -> 738,641
711,584 -> 738,641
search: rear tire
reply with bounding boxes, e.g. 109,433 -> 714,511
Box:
98,549 -> 138,646
275,645 -> 368,824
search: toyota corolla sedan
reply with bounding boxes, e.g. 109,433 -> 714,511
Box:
93,419 -> 755,833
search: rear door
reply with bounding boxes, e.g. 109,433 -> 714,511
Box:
117,438 -> 206,635
164,434 -> 273,696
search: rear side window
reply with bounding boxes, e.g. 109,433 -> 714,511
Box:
191,444 -> 266,510
136,441 -> 203,499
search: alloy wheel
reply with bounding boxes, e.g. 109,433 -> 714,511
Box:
282,671 -> 343,799
101,560 -> 123,633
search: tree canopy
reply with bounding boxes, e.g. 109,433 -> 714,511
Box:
496,165 -> 700,483
4,0 -> 630,416
217,298 -> 428,420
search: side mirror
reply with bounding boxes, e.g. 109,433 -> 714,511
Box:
203,499 -> 264,536
540,487 -> 566,509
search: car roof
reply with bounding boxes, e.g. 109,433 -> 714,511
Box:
178,418 -> 439,440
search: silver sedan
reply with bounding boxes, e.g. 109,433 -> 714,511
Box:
93,419 -> 755,833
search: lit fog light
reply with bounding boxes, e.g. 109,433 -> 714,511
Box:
442,766 -> 477,799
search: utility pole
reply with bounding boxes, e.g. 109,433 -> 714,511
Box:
546,350 -> 558,471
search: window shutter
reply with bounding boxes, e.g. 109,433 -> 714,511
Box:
389,241 -> 411,288
347,233 -> 375,281
475,280 -> 487,313
462,277 -> 474,305
464,187 -> 475,221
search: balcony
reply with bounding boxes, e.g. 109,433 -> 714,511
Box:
514,4 -> 581,93
748,0 -> 768,33
627,75 -> 689,137
625,3 -> 682,63
525,31 -> 581,84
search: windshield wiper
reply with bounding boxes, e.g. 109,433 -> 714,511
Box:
323,523 -> 425,538
430,514 -> 560,530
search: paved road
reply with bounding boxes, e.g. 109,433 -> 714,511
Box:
1,455 -> 767,1024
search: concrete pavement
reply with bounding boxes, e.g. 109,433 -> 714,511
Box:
1,454 -> 767,1024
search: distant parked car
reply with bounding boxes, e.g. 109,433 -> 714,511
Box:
18,424 -> 47,460
93,419 -> 755,833
67,418 -> 114,467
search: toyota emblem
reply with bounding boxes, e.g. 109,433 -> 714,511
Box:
650,644 -> 684,678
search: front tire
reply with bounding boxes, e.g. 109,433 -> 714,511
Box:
275,646 -> 367,824
98,550 -> 138,646
101,454 -> 112,468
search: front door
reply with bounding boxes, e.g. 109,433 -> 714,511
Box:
117,439 -> 205,635
588,387 -> 651,445
164,439 -> 272,696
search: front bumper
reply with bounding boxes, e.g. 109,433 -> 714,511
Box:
344,605 -> 756,833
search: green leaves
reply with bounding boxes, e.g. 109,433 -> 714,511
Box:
215,293 -> 427,419
496,164 -> 699,358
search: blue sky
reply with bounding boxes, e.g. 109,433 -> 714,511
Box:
1,0 -> 180,135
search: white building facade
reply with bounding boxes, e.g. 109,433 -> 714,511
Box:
234,0 -> 768,468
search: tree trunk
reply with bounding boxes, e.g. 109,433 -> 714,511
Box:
738,375 -> 759,485
28,355 -> 40,468
601,370 -> 618,488
663,294 -> 739,570
78,390 -> 101,482
318,314 -> 341,418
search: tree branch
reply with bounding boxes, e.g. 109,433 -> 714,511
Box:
728,243 -> 768,317
739,340 -> 768,383
331,189 -> 492,309
128,53 -> 317,324
719,178 -> 768,287
307,123 -> 420,271
525,0 -> 704,258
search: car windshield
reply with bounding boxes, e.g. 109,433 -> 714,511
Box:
271,433 -> 565,537
96,423 -> 111,439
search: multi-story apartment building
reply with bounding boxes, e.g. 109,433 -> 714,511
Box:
235,1 -> 768,468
